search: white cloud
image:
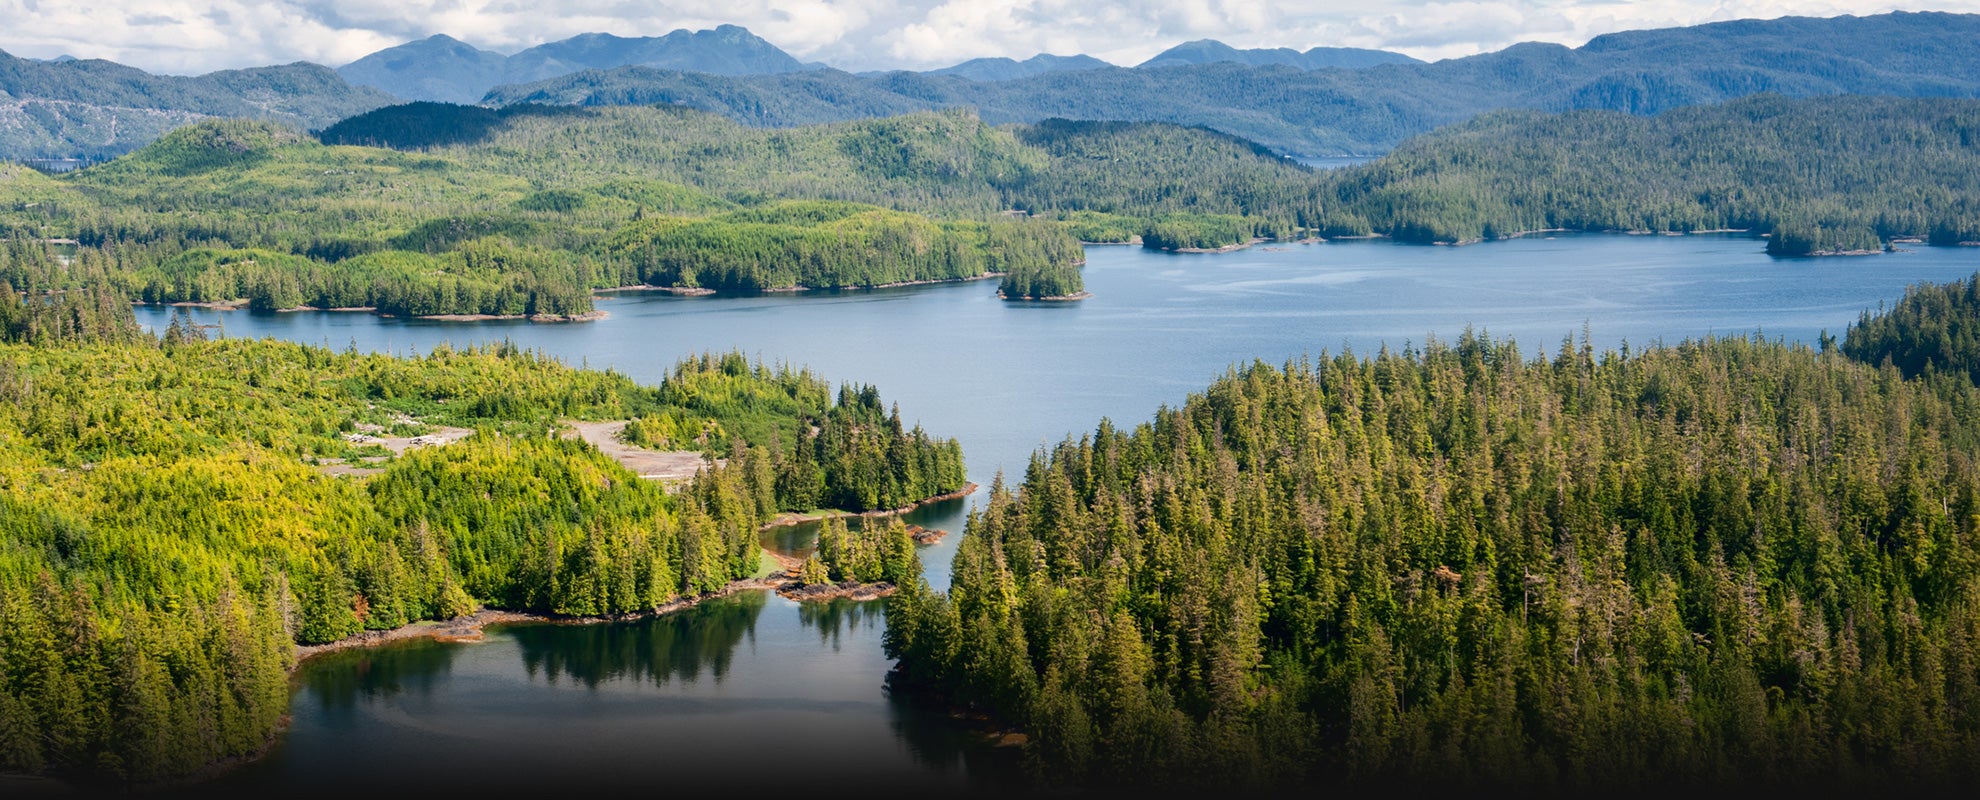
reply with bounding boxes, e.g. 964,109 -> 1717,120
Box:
0,0 -> 1974,74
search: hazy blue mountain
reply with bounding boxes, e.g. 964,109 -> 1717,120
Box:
506,26 -> 808,79
337,25 -> 809,103
1138,40 -> 1421,69
481,11 -> 1980,156
928,54 -> 1113,81
336,34 -> 509,104
0,50 -> 394,159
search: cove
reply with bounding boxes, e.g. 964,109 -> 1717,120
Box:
155,235 -> 1980,791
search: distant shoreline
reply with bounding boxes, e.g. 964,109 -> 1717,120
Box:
998,291 -> 1091,301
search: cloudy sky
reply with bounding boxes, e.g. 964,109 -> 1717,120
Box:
1,0 -> 1974,75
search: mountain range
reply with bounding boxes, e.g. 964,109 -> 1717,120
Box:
480,11 -> 1980,156
1136,40 -> 1421,70
0,51 -> 393,160
922,54 -> 1113,82
5,12 -> 1980,161
337,25 -> 812,105
338,27 -> 1421,103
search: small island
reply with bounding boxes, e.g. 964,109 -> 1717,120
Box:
997,259 -> 1088,302
777,518 -> 926,602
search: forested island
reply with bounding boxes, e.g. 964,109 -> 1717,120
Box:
885,275 -> 1980,790
0,109 -> 1094,317
0,291 -> 966,784
6,94 -> 1978,326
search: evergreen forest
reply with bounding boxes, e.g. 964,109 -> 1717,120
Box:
5,94 -> 1979,326
887,277 -> 1980,790
1327,94 -> 1980,254
0,316 -> 965,784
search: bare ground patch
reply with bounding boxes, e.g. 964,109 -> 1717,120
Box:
314,422 -> 474,477
561,420 -> 712,482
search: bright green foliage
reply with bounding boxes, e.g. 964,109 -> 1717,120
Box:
814,518 -> 920,585
608,202 -> 1077,292
1,284 -> 140,346
620,351 -> 967,513
1844,272 -> 1980,382
890,330 -> 1980,789
1139,213 -> 1260,251
1,239 -> 143,345
1329,95 -> 1980,252
994,218 -> 1086,299
1052,211 -> 1142,244
797,554 -> 831,586
1006,120 -> 1317,236
998,260 -> 1085,299
0,335 -> 960,783
0,106 -> 1307,315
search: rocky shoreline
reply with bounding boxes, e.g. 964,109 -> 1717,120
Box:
776,580 -> 897,602
759,482 -> 978,530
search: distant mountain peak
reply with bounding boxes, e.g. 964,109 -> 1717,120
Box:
929,53 -> 1113,82
339,25 -> 810,103
1138,40 -> 1420,70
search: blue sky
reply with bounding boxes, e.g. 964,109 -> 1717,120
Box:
0,0 -> 1970,75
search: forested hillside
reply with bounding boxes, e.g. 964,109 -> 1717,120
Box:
482,11 -> 1980,156
0,50 -> 393,160
0,329 -> 963,784
6,11 -> 1978,161
1843,272 -> 1980,382
1,105 -> 1329,313
7,94 -> 1976,321
889,300 -> 1980,788
1325,94 -> 1980,253
0,109 -> 1100,316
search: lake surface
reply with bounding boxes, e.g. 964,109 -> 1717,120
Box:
165,235 -> 1980,792
1293,155 -> 1378,169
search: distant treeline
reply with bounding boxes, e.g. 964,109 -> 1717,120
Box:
608,201 -> 1080,293
1325,94 -> 1980,254
6,96 -> 1980,320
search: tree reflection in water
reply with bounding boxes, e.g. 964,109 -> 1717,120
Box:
796,597 -> 881,650
298,638 -> 462,712
510,590 -> 768,688
885,679 -> 1031,789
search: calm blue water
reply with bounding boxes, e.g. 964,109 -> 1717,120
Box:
169,235 -> 1980,792
1293,155 -> 1378,169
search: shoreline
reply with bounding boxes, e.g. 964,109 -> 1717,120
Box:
292,575 -> 786,669
1164,237 -> 1265,254
777,580 -> 897,602
595,284 -> 716,296
133,300 -> 609,323
172,484 -> 969,785
406,310 -> 609,323
759,482 -> 979,530
999,291 -> 1091,301
758,272 -> 1004,294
